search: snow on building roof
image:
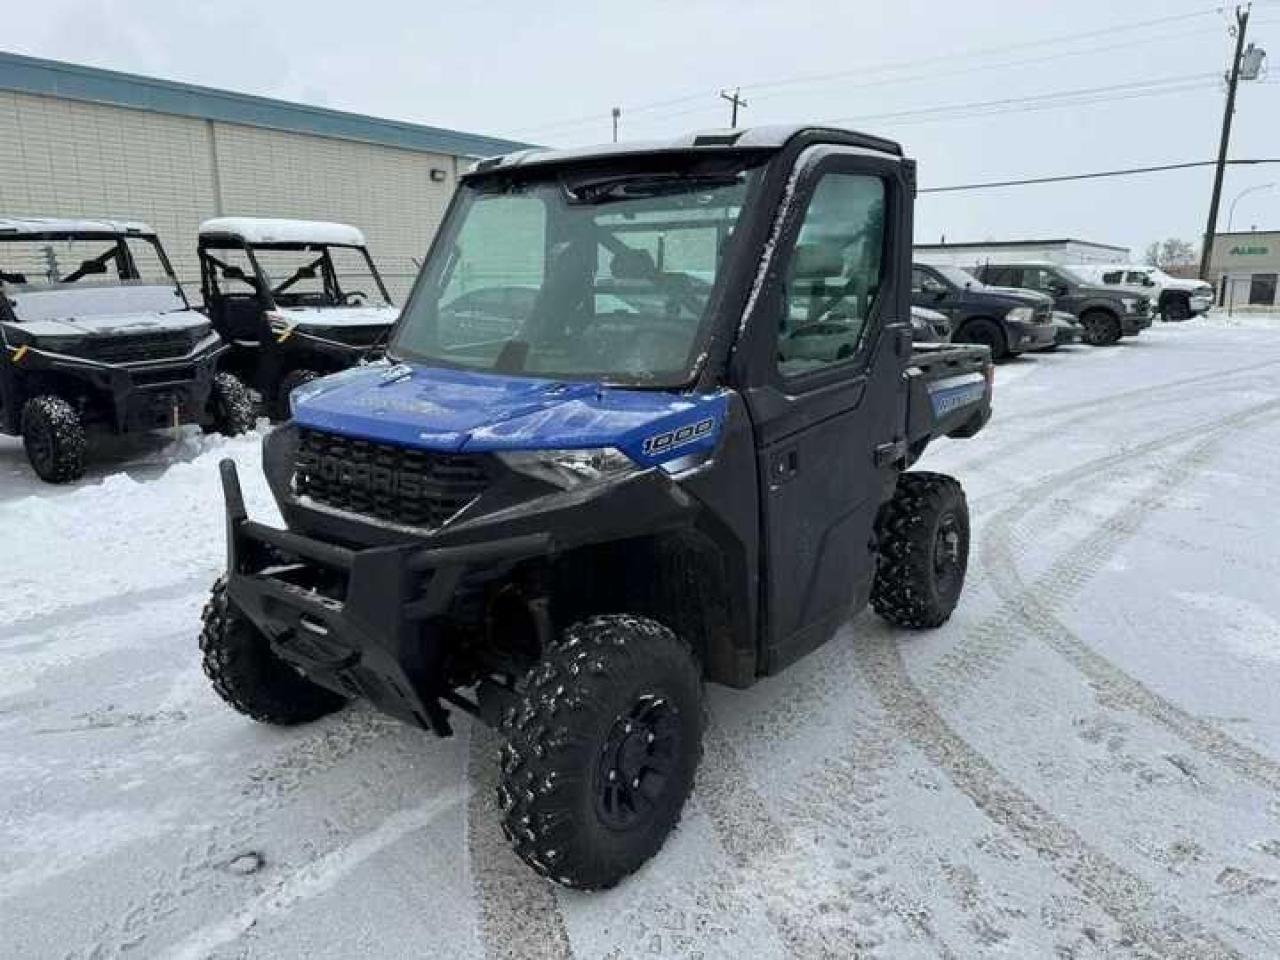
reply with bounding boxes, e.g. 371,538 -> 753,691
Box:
198,218 -> 366,246
0,217 -> 155,236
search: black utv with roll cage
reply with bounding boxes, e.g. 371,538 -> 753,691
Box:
198,126 -> 994,889
197,218 -> 397,417
0,218 -> 253,483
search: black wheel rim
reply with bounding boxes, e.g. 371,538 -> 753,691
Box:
933,511 -> 963,596
969,325 -> 997,349
594,694 -> 680,831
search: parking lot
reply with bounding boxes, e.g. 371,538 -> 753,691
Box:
2,316 -> 1279,958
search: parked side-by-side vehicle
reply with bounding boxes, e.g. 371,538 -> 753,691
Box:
910,262 -> 1056,359
0,218 -> 254,482
198,125 -> 994,890
198,218 -> 397,416
971,261 -> 1152,346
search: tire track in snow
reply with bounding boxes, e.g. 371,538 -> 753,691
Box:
0,575 -> 209,647
466,726 -> 574,960
854,623 -> 1242,960
934,395 -> 1280,794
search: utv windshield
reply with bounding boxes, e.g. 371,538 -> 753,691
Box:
246,244 -> 392,309
391,161 -> 763,386
0,234 -> 188,322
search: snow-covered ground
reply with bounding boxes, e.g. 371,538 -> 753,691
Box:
4,313 -> 1280,959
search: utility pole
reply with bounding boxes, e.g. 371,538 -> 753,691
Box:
719,88 -> 747,128
1200,4 -> 1252,280
611,107 -> 620,143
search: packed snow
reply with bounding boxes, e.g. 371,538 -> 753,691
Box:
4,314 -> 1280,958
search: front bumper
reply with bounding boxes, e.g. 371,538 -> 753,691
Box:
1121,311 -> 1153,336
1050,317 -> 1083,345
1005,318 -> 1058,353
218,458 -> 552,735
9,342 -> 227,431
1190,295 -> 1214,315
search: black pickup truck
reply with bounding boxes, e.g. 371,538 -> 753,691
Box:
199,125 -> 993,890
972,262 -> 1153,346
911,262 -> 1056,359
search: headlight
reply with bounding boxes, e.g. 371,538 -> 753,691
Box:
1121,298 -> 1138,312
1005,306 -> 1034,323
497,448 -> 637,490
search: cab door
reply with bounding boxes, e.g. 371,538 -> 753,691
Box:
737,147 -> 912,673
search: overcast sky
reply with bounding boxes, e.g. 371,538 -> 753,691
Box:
5,0 -> 1279,255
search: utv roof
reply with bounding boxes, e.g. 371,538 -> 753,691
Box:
469,125 -> 903,176
198,217 -> 366,247
0,217 -> 155,236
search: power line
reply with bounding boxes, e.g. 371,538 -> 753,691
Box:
504,4 -> 1223,137
920,158 -> 1280,194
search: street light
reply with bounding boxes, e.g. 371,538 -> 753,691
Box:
1227,182 -> 1276,232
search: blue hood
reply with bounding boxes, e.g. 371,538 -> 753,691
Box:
292,363 -> 728,467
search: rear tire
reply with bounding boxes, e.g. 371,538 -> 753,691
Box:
276,368 -> 320,420
200,577 -> 346,725
498,615 -> 703,889
205,372 -> 256,436
1163,297 -> 1190,323
872,472 -> 970,629
956,317 -> 1008,360
21,395 -> 86,484
1080,310 -> 1121,346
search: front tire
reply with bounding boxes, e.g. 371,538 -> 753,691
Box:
872,472 -> 970,629
956,317 -> 1009,360
205,372 -> 256,436
498,615 -> 704,890
276,368 -> 320,420
199,577 -> 346,725
1080,310 -> 1121,346
22,395 -> 87,484
1163,297 -> 1190,323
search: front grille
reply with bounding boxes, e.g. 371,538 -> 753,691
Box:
1033,303 -> 1053,324
73,330 -> 199,365
293,428 -> 492,528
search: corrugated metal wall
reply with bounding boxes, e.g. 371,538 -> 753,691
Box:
0,89 -> 459,303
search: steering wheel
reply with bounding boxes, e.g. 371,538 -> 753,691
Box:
342,290 -> 367,306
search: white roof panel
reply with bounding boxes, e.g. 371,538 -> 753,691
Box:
199,217 -> 366,246
0,217 -> 154,236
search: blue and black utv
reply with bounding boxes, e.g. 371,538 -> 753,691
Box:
200,126 -> 993,889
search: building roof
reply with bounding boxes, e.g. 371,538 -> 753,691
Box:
470,125 -> 902,175
0,216 -> 154,236
199,218 -> 365,246
0,50 -> 531,159
915,238 -> 1130,253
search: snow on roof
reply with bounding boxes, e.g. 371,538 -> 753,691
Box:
199,217 -> 366,246
0,216 -> 155,236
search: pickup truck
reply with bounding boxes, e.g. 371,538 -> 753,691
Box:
1070,263 -> 1214,322
972,261 -> 1153,346
198,125 -> 993,890
911,262 -> 1056,359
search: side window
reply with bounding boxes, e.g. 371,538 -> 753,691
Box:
1023,268 -> 1059,293
777,173 -> 886,378
984,266 -> 1016,286
910,267 -> 931,294
1102,270 -> 1123,284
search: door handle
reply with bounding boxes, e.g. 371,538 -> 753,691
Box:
770,448 -> 799,485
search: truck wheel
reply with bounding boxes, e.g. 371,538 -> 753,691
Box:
498,615 -> 703,889
872,472 -> 969,629
1080,310 -> 1121,346
1164,297 -> 1190,323
199,577 -> 345,725
21,395 -> 87,484
276,368 -> 319,419
956,318 -> 1008,360
206,372 -> 256,436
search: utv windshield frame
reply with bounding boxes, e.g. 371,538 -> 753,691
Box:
198,237 -> 393,311
388,152 -> 773,389
0,229 -> 191,324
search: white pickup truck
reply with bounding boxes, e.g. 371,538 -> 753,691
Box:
1071,264 -> 1214,322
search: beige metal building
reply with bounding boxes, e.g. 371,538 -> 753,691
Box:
914,238 -> 1131,269
1209,231 -> 1280,309
0,51 -> 528,301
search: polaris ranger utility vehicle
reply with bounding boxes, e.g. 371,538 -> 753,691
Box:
0,218 -> 254,483
200,126 -> 993,889
971,261 -> 1153,346
198,218 -> 396,417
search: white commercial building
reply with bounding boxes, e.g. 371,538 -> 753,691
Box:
0,51 -> 528,301
1209,230 -> 1280,309
914,238 -> 1130,270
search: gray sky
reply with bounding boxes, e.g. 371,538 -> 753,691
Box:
5,0 -> 1279,255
